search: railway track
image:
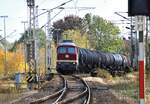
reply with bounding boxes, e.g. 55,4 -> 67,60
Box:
56,75 -> 91,104
30,74 -> 67,104
11,74 -> 64,104
10,73 -> 136,104
11,74 -> 91,104
31,75 -> 91,104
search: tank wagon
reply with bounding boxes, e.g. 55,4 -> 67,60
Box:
56,40 -> 131,75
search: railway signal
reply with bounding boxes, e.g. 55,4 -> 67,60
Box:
128,0 -> 150,16
128,0 -> 148,103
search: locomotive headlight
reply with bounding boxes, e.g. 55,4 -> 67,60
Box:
65,54 -> 69,58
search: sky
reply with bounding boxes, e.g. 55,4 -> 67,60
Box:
0,0 -> 129,43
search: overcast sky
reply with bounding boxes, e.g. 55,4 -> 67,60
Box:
0,0 -> 129,42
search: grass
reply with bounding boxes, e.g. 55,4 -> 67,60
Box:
0,87 -> 23,104
146,71 -> 150,104
111,77 -> 139,100
0,93 -> 21,104
97,68 -> 113,80
98,71 -> 139,102
0,79 -> 27,104
96,69 -> 139,101
110,71 -> 150,103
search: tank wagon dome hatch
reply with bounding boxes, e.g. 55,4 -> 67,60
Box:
58,40 -> 76,46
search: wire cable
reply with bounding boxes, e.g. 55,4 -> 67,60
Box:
73,0 -> 78,15
34,0 -> 73,19
40,9 -> 64,29
0,30 -> 16,41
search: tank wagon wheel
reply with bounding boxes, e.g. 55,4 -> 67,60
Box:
75,67 -> 80,75
90,68 -> 98,77
109,71 -> 116,77
90,71 -> 97,77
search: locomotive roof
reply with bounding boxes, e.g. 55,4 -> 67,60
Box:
58,41 -> 77,46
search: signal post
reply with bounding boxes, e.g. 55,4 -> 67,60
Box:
128,0 -> 150,103
135,16 -> 146,104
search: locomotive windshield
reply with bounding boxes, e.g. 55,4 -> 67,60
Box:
58,47 -> 66,53
58,46 -> 76,54
68,47 -> 75,53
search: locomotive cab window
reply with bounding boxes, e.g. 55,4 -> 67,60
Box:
68,47 -> 75,54
58,47 -> 66,53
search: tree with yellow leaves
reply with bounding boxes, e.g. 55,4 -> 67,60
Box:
0,44 -> 25,76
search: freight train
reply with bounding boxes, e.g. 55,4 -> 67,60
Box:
56,40 -> 131,76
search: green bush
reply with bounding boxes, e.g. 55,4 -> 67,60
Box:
146,64 -> 150,70
146,64 -> 150,79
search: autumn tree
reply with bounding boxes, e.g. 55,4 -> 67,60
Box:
0,46 -> 25,76
0,49 -> 4,74
52,14 -> 125,53
52,15 -> 83,44
83,13 -> 125,53
10,28 -> 46,52
62,30 -> 90,48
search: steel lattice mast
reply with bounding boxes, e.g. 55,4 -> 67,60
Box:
26,0 -> 38,82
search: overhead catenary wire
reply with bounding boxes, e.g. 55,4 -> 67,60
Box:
0,30 -> 16,41
33,0 -> 73,20
73,0 -> 78,15
40,9 -> 64,29
40,6 -> 95,29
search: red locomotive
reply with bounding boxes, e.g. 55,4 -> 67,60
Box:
56,40 -> 79,74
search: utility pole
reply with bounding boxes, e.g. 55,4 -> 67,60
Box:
26,0 -> 38,84
21,21 -> 28,73
130,17 -> 134,68
145,17 -> 149,70
42,10 -> 53,77
46,10 -> 52,75
35,5 -> 40,84
35,5 -> 39,28
0,15 -> 8,76
114,12 -> 135,68
21,21 -> 28,31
